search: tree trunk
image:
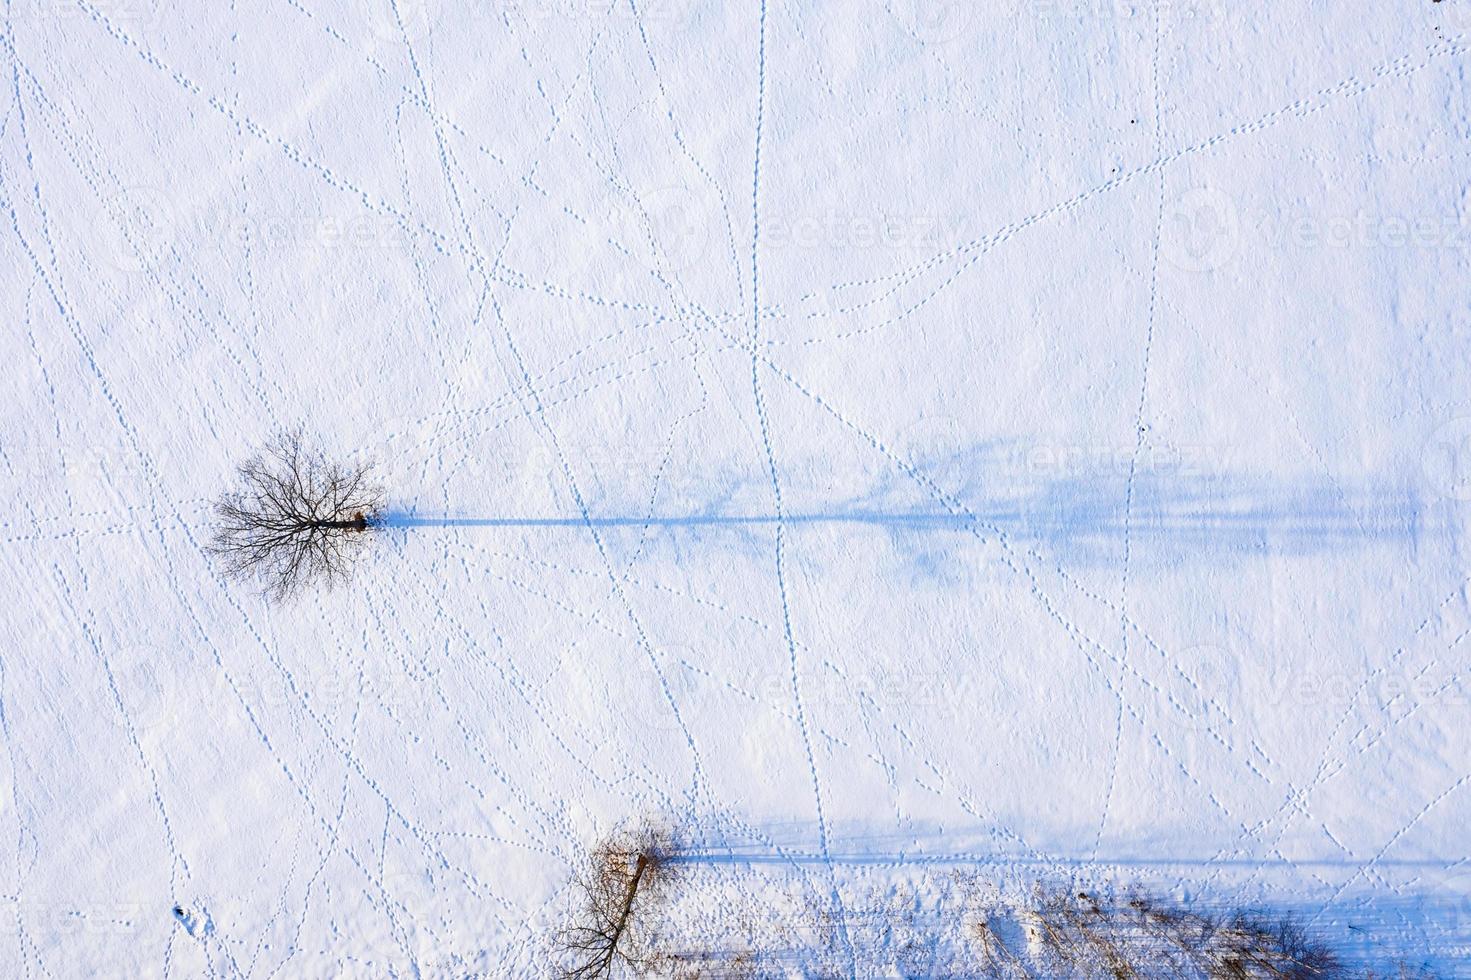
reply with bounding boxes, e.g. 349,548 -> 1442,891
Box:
608,855 -> 649,953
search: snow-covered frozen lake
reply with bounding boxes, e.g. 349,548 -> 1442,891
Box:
3,0 -> 1470,974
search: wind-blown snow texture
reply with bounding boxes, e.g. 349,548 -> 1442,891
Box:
2,0 -> 1470,975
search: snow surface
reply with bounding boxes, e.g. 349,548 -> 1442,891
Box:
2,0 -> 1470,975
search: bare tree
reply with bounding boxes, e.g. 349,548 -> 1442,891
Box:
210,432 -> 383,601
556,824 -> 678,980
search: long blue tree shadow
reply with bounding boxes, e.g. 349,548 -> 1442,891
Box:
376,449 -> 1430,569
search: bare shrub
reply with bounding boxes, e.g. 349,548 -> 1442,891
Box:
556,823 -> 678,980
1362,963 -> 1438,980
1207,912 -> 1341,979
966,884 -> 1345,979
210,431 -> 383,601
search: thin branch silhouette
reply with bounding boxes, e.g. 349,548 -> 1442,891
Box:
210,431 -> 384,602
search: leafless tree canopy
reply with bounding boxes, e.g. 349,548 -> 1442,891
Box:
210,432 -> 383,601
556,824 -> 677,980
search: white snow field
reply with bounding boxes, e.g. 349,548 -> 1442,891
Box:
2,0 -> 1470,975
